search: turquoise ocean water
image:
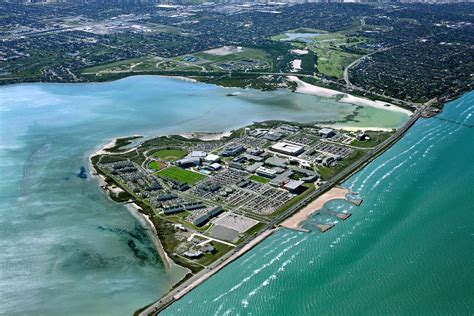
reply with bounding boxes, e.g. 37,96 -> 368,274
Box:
163,92 -> 474,315
0,76 -> 406,315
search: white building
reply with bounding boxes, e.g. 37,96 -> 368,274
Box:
256,166 -> 278,178
205,154 -> 220,163
270,142 -> 304,156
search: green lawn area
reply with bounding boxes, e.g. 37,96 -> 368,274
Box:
196,242 -> 233,266
82,57 -> 147,73
249,175 -> 270,184
316,149 -> 366,180
350,131 -> 393,148
148,161 -> 166,171
307,32 -> 367,78
157,166 -> 205,184
316,165 -> 336,181
152,149 -> 188,161
271,183 -> 315,217
192,47 -> 272,71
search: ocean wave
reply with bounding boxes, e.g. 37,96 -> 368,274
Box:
353,122 -> 446,192
212,235 -> 309,302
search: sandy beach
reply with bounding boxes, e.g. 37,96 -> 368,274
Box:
288,75 -> 340,98
88,134 -> 142,159
159,75 -> 198,83
324,125 -> 395,132
281,186 -> 349,230
179,131 -> 232,141
287,76 -> 413,116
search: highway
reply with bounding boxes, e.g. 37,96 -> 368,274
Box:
139,104 -> 426,316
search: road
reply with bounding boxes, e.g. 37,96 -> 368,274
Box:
139,103 -> 426,316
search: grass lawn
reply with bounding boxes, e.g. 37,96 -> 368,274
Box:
350,131 -> 393,148
272,25 -> 370,78
249,175 -> 270,184
316,165 -> 336,181
317,149 -> 366,180
271,183 -> 315,217
157,166 -> 205,184
196,242 -> 233,266
152,149 -> 188,161
148,161 -> 166,171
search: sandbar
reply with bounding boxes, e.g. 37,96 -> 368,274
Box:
287,76 -> 413,116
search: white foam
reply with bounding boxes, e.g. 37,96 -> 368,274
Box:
212,235 -> 308,302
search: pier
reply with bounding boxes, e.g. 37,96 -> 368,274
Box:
280,186 -> 350,231
315,223 -> 335,233
335,212 -> 352,220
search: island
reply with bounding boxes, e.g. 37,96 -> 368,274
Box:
89,102 -> 427,314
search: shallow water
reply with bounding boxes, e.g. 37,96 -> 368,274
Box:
0,76 -> 407,315
162,92 -> 474,315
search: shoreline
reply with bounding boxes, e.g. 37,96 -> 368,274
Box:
326,125 -> 395,132
88,134 -> 143,157
126,203 -> 172,271
287,76 -> 413,116
139,228 -> 276,315
87,137 -> 176,270
179,131 -> 232,141
174,228 -> 275,300
280,186 -> 350,230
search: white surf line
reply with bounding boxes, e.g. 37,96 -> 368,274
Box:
212,235 -> 309,303
263,235 -> 299,258
368,104 -> 474,192
422,121 -> 461,157
213,303 -> 224,316
365,103 -> 473,191
348,117 -> 444,191
354,121 -> 446,192
369,119 -> 461,190
243,250 -> 302,308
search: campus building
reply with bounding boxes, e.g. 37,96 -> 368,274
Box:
270,142 -> 304,156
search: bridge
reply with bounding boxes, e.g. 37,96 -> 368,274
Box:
431,116 -> 473,128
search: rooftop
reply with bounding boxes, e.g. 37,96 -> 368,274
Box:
270,142 -> 304,155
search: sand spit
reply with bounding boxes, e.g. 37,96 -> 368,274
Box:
324,125 -> 395,132
159,75 -> 197,83
287,76 -> 413,116
89,135 -> 142,158
281,186 -> 349,230
288,75 -> 340,98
